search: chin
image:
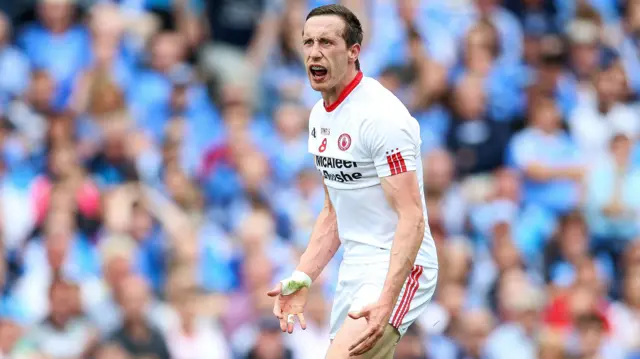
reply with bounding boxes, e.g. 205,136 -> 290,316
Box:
308,79 -> 331,92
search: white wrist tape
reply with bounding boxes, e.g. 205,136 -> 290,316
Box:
280,270 -> 312,296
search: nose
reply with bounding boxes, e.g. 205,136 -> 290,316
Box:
309,42 -> 323,61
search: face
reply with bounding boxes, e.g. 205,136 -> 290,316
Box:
569,288 -> 596,318
465,27 -> 496,72
494,169 -> 520,202
559,218 -> 588,260
624,274 -> 640,306
302,15 -> 359,92
0,13 -> 8,46
571,42 -> 599,76
254,331 -> 285,359
424,150 -> 454,193
151,33 -> 184,73
30,72 -> 56,109
0,320 -> 23,354
454,76 -> 486,119
38,2 -> 73,31
476,0 -> 497,14
118,279 -> 149,321
275,104 -> 305,139
242,254 -> 274,291
130,206 -> 152,241
596,70 -> 624,103
578,323 -> 603,356
460,311 -> 493,356
438,283 -> 466,318
49,146 -> 76,177
394,334 -> 425,359
50,282 -> 74,323
611,135 -> 632,161
532,100 -> 561,132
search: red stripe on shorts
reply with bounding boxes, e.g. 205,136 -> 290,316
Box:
391,266 -> 423,328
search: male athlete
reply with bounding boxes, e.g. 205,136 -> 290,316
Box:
267,4 -> 438,358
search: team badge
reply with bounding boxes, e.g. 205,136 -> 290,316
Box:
337,133 -> 351,151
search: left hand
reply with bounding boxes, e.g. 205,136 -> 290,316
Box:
347,300 -> 394,357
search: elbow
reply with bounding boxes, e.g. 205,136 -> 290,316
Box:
400,209 -> 425,234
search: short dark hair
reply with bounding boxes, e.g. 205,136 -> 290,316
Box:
306,4 -> 363,71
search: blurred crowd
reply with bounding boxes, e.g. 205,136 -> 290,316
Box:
2,0 -> 640,358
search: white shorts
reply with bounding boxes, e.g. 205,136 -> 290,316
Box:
328,260 -> 438,339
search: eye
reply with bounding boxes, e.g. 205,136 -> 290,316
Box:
303,39 -> 313,46
321,39 -> 331,45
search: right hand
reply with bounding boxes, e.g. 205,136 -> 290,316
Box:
267,283 -> 309,333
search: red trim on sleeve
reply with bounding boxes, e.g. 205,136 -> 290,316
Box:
324,71 -> 363,112
386,152 -> 398,175
396,149 -> 407,173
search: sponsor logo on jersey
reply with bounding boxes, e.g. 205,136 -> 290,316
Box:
320,170 -> 363,183
315,156 -> 363,183
338,133 -> 351,151
315,156 -> 358,169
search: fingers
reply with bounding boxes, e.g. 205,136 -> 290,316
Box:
348,326 -> 373,353
287,313 -> 295,334
267,283 -> 282,297
279,312 -> 306,333
272,298 -> 282,319
349,326 -> 384,357
279,313 -> 288,332
348,305 -> 370,320
297,313 -> 307,330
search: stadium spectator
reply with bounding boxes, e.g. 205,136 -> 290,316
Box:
109,275 -> 170,359
26,278 -> 98,358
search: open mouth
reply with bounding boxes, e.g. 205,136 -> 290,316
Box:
309,65 -> 328,81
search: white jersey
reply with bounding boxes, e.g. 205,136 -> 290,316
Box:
308,72 -> 438,269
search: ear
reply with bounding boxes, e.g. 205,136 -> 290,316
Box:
349,43 -> 361,65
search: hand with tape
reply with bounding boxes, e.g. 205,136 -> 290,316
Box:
267,270 -> 312,333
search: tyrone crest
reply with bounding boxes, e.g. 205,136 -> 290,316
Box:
338,133 -> 351,151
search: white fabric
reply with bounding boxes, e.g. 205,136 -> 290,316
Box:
608,302 -> 640,351
328,261 -> 438,338
569,101 -> 640,162
307,75 -> 438,269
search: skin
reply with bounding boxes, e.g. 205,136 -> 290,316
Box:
268,13 -> 426,359
301,15 -> 360,106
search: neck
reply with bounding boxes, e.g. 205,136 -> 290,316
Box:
126,319 -> 149,340
538,126 -> 557,135
598,100 -> 612,114
322,68 -> 359,108
181,316 -> 195,335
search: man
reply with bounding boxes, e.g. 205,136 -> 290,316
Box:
267,5 -> 438,358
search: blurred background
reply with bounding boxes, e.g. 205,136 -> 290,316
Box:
1,0 -> 640,358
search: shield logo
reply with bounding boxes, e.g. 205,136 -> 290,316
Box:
338,133 -> 351,151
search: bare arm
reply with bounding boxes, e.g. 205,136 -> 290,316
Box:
295,182 -> 341,281
378,171 -> 425,307
524,163 -> 584,182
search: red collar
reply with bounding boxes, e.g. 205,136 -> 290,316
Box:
324,71 -> 363,112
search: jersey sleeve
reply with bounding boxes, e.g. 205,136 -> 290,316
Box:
361,115 -> 420,178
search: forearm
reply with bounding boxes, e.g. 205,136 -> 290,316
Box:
379,214 -> 425,306
525,164 -> 581,181
296,206 -> 340,281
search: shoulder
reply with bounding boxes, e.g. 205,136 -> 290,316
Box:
354,77 -> 415,125
309,99 -> 325,119
496,7 -> 522,28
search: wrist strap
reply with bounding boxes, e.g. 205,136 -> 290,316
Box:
280,270 -> 312,296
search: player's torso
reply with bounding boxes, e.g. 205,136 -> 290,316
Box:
308,104 -> 379,190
